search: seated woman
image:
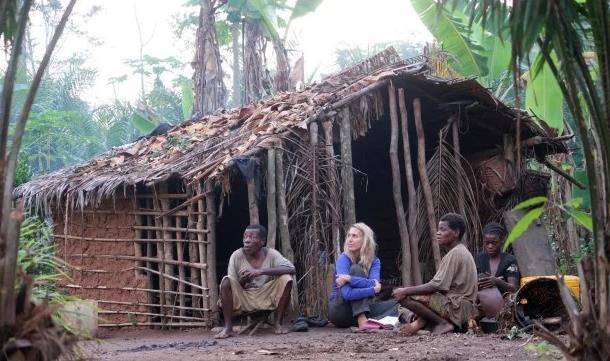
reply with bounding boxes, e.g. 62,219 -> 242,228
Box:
476,222 -> 520,294
328,223 -> 398,329
393,213 -> 478,335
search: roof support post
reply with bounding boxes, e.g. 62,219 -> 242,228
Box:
398,88 -> 422,285
205,180 -> 218,322
389,84 -> 413,287
266,148 -> 277,249
322,120 -> 342,261
413,98 -> 441,269
246,172 -> 259,225
340,108 -> 356,226
275,147 -> 293,263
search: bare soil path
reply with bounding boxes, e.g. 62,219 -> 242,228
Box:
81,327 -> 563,360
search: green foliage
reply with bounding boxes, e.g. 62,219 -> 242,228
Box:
525,54 -> 564,133
17,216 -> 66,302
504,206 -> 545,250
525,341 -> 553,360
411,0 -> 488,78
514,196 -> 548,210
14,151 -> 32,187
290,0 -> 324,20
131,110 -> 158,134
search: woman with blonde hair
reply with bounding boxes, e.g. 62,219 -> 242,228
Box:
328,223 -> 399,329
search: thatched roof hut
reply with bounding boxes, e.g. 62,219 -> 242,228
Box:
17,48 -> 566,328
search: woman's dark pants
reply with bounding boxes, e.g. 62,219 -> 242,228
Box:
328,264 -> 398,328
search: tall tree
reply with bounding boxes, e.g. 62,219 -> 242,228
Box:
439,1 -> 609,359
192,0 -> 227,117
0,0 -> 77,334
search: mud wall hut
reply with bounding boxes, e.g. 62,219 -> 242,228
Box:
17,48 -> 567,328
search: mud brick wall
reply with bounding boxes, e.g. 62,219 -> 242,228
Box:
54,198 -> 149,326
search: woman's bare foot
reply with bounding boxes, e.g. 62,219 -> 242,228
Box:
399,318 -> 426,335
356,313 -> 369,328
274,323 -> 288,334
214,327 -> 234,339
432,320 -> 454,335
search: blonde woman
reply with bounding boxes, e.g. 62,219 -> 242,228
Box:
328,223 -> 399,329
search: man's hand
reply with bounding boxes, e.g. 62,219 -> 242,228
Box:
335,274 -> 351,287
374,280 -> 382,294
478,273 -> 498,290
239,268 -> 262,284
392,287 -> 408,301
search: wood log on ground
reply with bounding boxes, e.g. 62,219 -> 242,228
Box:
340,108 -> 356,226
398,88 -> 422,285
266,148 -> 277,249
413,98 -> 441,268
388,84 -> 413,286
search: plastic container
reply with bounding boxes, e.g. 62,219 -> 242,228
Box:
520,275 -> 580,298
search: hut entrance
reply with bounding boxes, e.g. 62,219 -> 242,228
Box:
351,115 -> 403,283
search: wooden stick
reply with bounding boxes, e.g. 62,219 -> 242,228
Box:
205,180 -> 218,321
154,192 -> 210,219
451,118 -> 470,246
275,147 -> 294,262
329,79 -> 390,111
98,322 -> 210,328
266,148 -> 277,249
398,88 -> 422,285
196,181 -> 210,320
97,299 -> 208,312
322,120 -> 342,260
340,107 -> 356,226
541,157 -> 586,189
246,173 -> 260,224
132,225 -> 209,234
160,192 -> 177,321
187,187 -> 202,311
151,190 -> 167,318
136,266 -> 206,291
68,254 -> 207,269
413,98 -> 441,268
77,209 -> 206,216
98,310 -> 205,321
132,191 -> 154,324
389,84 -> 413,286
52,234 -> 208,244
62,284 -> 209,296
309,121 -> 322,316
175,213 -> 186,318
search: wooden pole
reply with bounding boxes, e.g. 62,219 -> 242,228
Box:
175,212 -> 186,319
266,148 -> 277,249
389,84 -> 413,286
132,190 -> 155,323
413,98 -> 441,268
187,188 -> 201,310
151,190 -> 167,321
196,181 -> 210,320
322,120 -> 342,260
275,147 -> 294,262
160,190 -> 177,321
452,118 -> 467,242
205,180 -> 218,323
309,121 -> 322,316
398,88 -> 422,285
246,163 -> 260,224
340,107 -> 356,226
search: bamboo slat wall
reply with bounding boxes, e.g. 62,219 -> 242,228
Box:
54,181 -> 216,328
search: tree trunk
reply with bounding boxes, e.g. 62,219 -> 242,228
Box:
272,37 -> 290,93
243,20 -> 265,103
192,0 -> 226,117
231,22 -> 241,107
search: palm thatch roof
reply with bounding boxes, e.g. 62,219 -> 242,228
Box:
16,47 -> 565,213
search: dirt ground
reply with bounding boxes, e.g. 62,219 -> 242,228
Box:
80,326 -> 564,361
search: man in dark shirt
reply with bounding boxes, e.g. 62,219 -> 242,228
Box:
476,222 -> 520,294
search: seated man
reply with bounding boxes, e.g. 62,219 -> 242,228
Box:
215,224 -> 295,339
393,213 -> 477,335
476,222 -> 520,294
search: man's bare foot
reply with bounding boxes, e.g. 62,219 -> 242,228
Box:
432,321 -> 454,335
214,328 -> 234,339
399,318 -> 426,335
274,323 -> 288,334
